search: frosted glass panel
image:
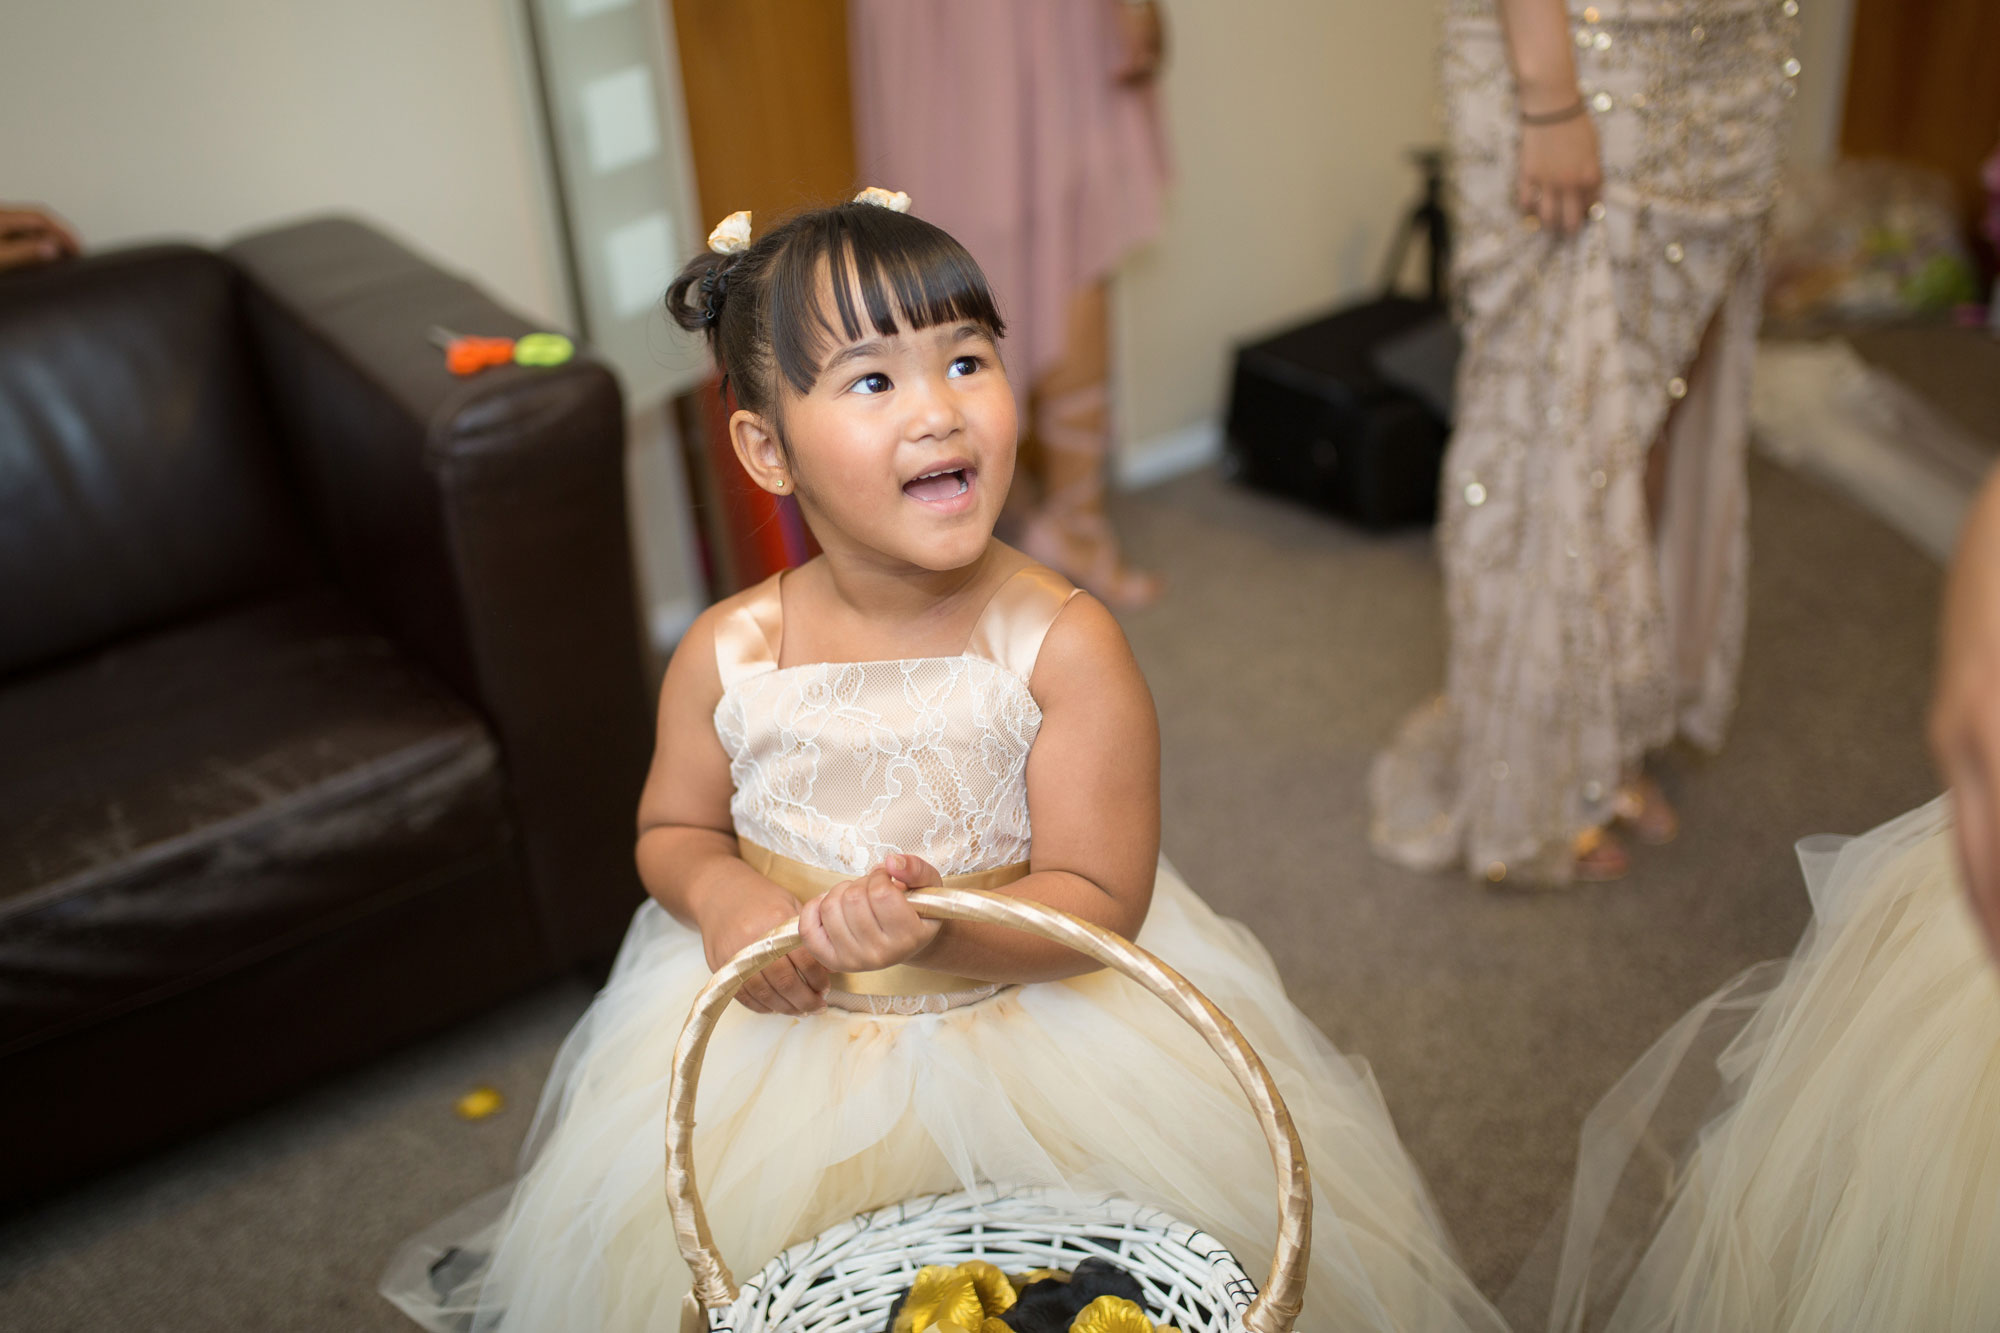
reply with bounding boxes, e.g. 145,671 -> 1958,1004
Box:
604,211 -> 677,317
568,0 -> 632,15
580,66 -> 659,175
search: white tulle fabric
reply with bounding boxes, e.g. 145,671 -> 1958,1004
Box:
383,866 -> 1506,1333
1523,795 -> 2000,1332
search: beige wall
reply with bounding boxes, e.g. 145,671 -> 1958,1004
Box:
1788,0 -> 1856,167
1115,0 -> 1446,461
0,0 -> 566,325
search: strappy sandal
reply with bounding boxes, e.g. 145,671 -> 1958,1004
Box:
1612,776 -> 1679,846
1020,381 -> 1163,610
1572,825 -> 1630,882
1021,510 -> 1164,610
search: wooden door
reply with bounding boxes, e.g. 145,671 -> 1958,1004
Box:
668,0 -> 857,227
666,1 -> 850,595
1840,0 -> 2000,255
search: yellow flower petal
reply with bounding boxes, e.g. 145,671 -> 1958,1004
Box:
893,1267 -> 957,1333
959,1260 -> 1016,1315
1070,1295 -> 1157,1333
905,1272 -> 983,1333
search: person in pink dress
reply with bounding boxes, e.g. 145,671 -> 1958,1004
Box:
849,0 -> 1171,608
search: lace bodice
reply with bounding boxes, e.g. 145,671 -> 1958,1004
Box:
712,565 -> 1080,878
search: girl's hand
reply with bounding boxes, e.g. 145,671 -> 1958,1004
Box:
1517,109 -> 1602,234
699,886 -> 830,1015
799,853 -> 944,974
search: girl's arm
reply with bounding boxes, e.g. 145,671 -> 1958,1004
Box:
1932,466 -> 2000,965
1495,0 -> 1602,233
636,610 -> 831,1013
802,594 -> 1162,984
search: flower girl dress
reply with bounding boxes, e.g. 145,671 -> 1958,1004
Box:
384,565 -> 1504,1333
1536,794 -> 2000,1332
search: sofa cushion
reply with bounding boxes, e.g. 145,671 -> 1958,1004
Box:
0,588 -> 519,1055
0,246 -> 314,678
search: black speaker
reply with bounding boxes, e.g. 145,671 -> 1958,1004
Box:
1224,150 -> 1455,530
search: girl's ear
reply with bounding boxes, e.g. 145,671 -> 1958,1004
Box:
728,409 -> 792,496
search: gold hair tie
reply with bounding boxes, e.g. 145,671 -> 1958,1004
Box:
707,209 -> 752,255
853,186 -> 912,213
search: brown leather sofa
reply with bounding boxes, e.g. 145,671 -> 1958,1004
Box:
0,218 -> 653,1203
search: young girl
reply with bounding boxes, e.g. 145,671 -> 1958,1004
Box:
383,193 -> 1504,1332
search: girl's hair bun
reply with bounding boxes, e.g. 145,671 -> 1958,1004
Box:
663,200 -> 1004,417
665,250 -> 738,335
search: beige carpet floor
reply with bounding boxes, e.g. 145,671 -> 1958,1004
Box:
0,456 -> 1945,1331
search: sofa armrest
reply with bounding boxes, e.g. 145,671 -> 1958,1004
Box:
226,216 -> 649,962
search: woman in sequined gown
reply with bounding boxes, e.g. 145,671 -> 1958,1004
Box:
1371,0 -> 1798,885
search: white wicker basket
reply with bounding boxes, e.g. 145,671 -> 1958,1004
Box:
665,889 -> 1313,1333
707,1185 -> 1261,1333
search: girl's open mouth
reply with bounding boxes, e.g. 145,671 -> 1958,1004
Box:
902,466 -> 974,505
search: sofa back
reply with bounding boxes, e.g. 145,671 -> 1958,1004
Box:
0,246 -> 312,677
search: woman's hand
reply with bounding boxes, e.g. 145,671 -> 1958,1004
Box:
698,884 -> 830,1015
1517,110 -> 1602,234
799,854 -> 944,975
1113,0 -> 1165,86
0,205 -> 80,271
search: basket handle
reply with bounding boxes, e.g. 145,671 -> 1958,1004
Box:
665,888 -> 1312,1333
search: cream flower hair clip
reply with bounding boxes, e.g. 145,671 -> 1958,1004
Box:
852,187 -> 912,213
707,210 -> 752,255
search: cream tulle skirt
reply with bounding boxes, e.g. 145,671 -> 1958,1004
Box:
1523,796 -> 2000,1332
382,863 -> 1504,1332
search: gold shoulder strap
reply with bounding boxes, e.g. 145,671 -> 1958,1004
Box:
712,571 -> 785,690
965,564 -> 1082,682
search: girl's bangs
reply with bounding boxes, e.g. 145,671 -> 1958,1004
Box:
770,208 -> 1006,396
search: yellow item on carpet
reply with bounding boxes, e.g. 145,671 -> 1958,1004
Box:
453,1087 -> 505,1120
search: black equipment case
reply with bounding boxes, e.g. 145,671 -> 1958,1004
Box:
1224,150 -> 1456,529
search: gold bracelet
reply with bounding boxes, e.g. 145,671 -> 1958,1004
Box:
1520,98 -> 1587,126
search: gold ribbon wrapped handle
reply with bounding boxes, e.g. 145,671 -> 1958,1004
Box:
664,889 -> 1312,1333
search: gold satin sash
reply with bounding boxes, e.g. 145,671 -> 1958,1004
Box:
737,840 -> 1027,997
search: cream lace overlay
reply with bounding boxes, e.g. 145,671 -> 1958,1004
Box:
716,656 -> 1042,1013
1372,0 -> 1796,884
717,656 -> 1041,876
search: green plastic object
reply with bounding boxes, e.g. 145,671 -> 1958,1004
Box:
513,332 -> 575,367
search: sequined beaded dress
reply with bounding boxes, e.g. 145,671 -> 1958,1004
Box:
1371,0 -> 1799,884
382,565 -> 1506,1332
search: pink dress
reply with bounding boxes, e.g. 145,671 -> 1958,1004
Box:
848,0 -> 1171,391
